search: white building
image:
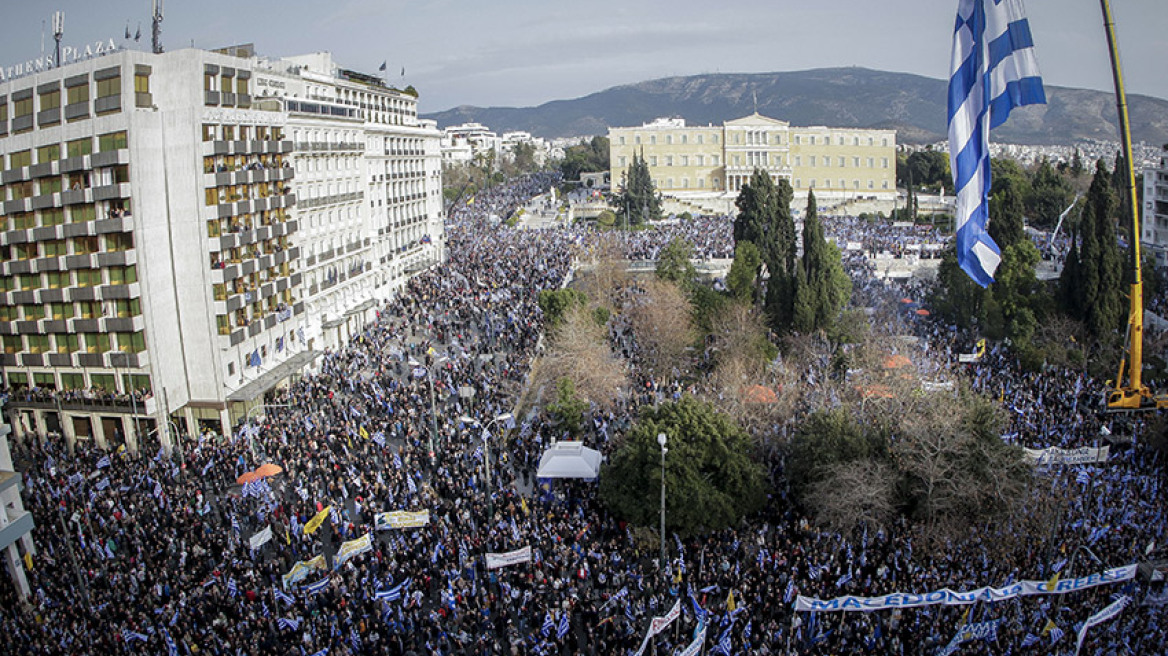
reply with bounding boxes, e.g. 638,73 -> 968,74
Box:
0,44 -> 443,450
1142,144 -> 1168,268
441,122 -> 500,167
0,414 -> 34,598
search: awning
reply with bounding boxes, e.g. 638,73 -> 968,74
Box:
536,441 -> 603,479
226,350 -> 321,402
345,298 -> 378,316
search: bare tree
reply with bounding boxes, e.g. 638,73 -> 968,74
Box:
539,304 -> 628,408
625,279 -> 695,383
805,460 -> 897,533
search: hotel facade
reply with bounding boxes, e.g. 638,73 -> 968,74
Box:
0,45 -> 443,451
609,114 -> 896,206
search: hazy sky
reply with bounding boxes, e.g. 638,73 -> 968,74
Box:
2,1 -> 1165,113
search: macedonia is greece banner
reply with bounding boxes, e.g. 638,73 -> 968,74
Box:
485,546 -> 532,570
282,555 -> 327,589
938,619 -> 1000,656
795,564 -> 1136,612
677,624 -> 707,656
1023,446 -> 1109,465
334,533 -> 373,569
1074,596 -> 1129,656
633,599 -> 682,656
374,510 -> 430,530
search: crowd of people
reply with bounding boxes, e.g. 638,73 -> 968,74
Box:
1,173 -> 1166,656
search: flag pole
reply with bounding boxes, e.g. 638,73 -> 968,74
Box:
1099,0 -> 1146,404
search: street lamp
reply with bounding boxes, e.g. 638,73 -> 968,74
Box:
411,357 -> 448,466
657,432 -> 668,571
245,403 -> 289,460
459,413 -> 513,517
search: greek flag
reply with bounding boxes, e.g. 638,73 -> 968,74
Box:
201,459 -> 215,476
557,611 -> 571,639
95,477 -> 110,491
274,587 -> 295,606
392,452 -> 403,468
541,611 -> 555,637
372,431 -> 386,447
303,578 -> 330,596
948,0 -> 1045,286
711,627 -> 733,655
96,455 -> 111,469
278,617 -> 302,631
1021,633 -> 1040,647
120,628 -> 149,643
227,578 -> 239,596
375,578 -> 410,602
162,628 -> 179,656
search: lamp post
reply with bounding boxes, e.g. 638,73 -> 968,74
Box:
657,432 -> 668,571
245,403 -> 288,460
412,357 -> 448,467
460,413 -> 512,518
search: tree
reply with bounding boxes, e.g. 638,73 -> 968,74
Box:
987,176 -> 1026,251
1027,159 -> 1074,229
792,191 -> 851,333
617,151 -> 661,226
787,408 -> 885,497
734,170 -> 797,333
546,378 -> 589,438
897,150 -> 952,192
655,238 -> 697,286
1071,148 -> 1084,178
559,136 -> 609,182
726,241 -> 762,302
986,241 -> 1042,343
626,279 -> 695,382
596,209 -> 616,228
804,461 -> 897,533
538,288 -> 586,330
1063,161 -> 1124,337
599,397 -> 767,537
540,304 -> 628,409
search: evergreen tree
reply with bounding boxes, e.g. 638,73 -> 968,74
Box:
726,241 -> 762,302
1072,161 -> 1125,337
1071,148 -> 1084,178
792,191 -> 851,333
1058,225 -> 1083,318
734,170 -> 797,333
987,176 -> 1026,250
618,151 -> 661,226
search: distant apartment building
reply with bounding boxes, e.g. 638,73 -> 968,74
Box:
609,113 -> 896,205
0,413 -> 34,599
0,44 -> 443,451
441,122 -> 500,167
1142,144 -> 1168,267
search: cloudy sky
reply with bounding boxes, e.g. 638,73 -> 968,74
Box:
2,0 -> 1165,113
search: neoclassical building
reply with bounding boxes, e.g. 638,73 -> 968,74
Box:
609,113 -> 896,205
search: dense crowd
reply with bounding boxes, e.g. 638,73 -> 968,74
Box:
1,174 -> 1165,656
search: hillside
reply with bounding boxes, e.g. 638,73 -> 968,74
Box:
422,68 -> 1168,146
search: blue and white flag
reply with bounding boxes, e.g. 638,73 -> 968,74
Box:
274,587 -> 295,606
303,578 -> 330,596
948,0 -> 1045,286
201,459 -> 215,476
96,455 -> 112,469
162,628 -> 179,656
227,578 -> 239,597
372,432 -> 386,447
120,628 -> 149,643
557,611 -> 571,640
95,477 -> 110,491
278,617 -> 302,631
541,611 -> 554,637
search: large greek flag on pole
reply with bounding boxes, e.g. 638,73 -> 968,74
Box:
949,0 -> 1045,286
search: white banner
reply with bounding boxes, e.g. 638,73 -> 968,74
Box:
794,565 -> 1137,612
374,510 -> 430,530
485,546 -> 531,570
1023,445 -> 1109,465
249,525 -> 273,550
1074,596 -> 1129,656
633,599 -> 681,656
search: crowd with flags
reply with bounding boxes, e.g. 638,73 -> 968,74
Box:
3,137 -> 1168,656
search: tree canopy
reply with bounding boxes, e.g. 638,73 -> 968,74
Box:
599,397 -> 767,537
559,136 -> 609,182
617,151 -> 662,226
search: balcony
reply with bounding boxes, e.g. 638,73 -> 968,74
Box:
0,507 -> 35,553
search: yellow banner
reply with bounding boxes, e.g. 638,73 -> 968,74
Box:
304,506 -> 331,535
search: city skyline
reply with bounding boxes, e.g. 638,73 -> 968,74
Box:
0,0 -> 1165,114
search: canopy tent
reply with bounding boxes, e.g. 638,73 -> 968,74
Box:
536,441 -> 603,480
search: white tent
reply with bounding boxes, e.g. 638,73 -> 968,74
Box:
536,441 -> 603,479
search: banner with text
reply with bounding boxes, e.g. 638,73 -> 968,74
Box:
281,555 -> 327,589
794,565 -> 1136,612
485,546 -> 532,570
633,599 -> 682,656
1023,445 -> 1109,465
1074,596 -> 1129,656
374,510 -> 430,530
249,525 -> 273,550
335,534 -> 373,569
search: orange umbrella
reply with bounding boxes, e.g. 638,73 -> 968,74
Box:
882,354 -> 913,369
741,384 -> 778,404
915,309 -> 931,316
900,298 -> 914,304
236,471 -> 262,484
255,463 -> 284,477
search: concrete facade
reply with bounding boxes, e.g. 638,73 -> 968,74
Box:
1142,145 -> 1168,268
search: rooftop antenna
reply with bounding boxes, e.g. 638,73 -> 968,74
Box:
752,89 -> 758,114
151,0 -> 164,54
51,11 -> 64,68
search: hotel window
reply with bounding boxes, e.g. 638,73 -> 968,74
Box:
696,135 -> 703,145
18,274 -> 39,290
135,72 -> 150,93
868,137 -> 875,146
2,336 -> 20,354
821,157 -> 828,168
115,332 -> 146,353
809,179 -> 816,188
795,179 -> 802,188
13,96 -> 34,125
85,333 -> 109,354
0,306 -> 13,322
57,334 -> 79,353
109,266 -> 137,285
882,158 -> 889,168
840,179 -> 846,188
78,301 -> 99,319
204,73 -> 216,91
695,155 -> 704,166
74,236 -> 99,254
96,76 -> 120,100
712,135 -> 718,144
666,135 -> 673,145
66,137 -> 93,158
236,77 -> 247,95
795,156 -> 802,167
711,155 -> 719,166
70,205 -> 96,223
43,240 -> 67,257
37,144 -> 60,163
650,156 -> 657,166
14,243 -> 38,260
61,373 -> 84,389
681,156 -> 688,166
618,136 -> 625,145
27,335 -> 50,354
50,302 -> 74,320
618,156 -> 627,167
665,156 -> 673,167
203,124 -> 216,141
882,138 -> 889,147
854,157 -> 861,168
681,135 -> 687,144
23,305 -> 45,321
75,269 -> 102,287
868,180 -> 875,189
67,83 -> 89,106
867,158 -> 874,168
38,178 -> 62,196
839,157 -> 846,167
40,88 -> 61,111
682,178 -> 689,188
635,135 -> 641,145
9,149 -> 32,169
99,131 -> 128,152
882,181 -> 889,189
46,272 -> 68,289
217,315 -> 232,335
650,135 -> 656,145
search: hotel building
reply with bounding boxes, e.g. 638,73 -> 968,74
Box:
0,44 -> 443,451
609,113 -> 896,207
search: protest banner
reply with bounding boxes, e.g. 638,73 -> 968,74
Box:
374,510 -> 430,530
249,525 -> 273,550
1023,446 -> 1110,465
334,533 -> 373,569
794,565 -> 1137,612
633,599 -> 682,656
485,545 -> 532,570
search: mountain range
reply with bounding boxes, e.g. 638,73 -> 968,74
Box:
422,68 -> 1168,147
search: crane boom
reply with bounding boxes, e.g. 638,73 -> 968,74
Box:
1101,0 -> 1167,410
